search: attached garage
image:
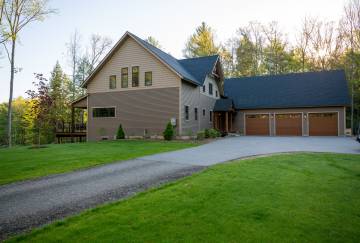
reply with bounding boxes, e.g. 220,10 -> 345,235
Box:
309,112 -> 338,136
275,113 -> 302,136
245,114 -> 269,135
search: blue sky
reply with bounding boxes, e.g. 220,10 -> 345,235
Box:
0,0 -> 346,102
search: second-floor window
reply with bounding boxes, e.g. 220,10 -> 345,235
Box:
185,105 -> 189,120
109,75 -> 116,89
145,71 -> 152,86
202,85 -> 206,92
121,68 -> 128,88
132,66 -> 139,87
209,83 -> 213,95
194,108 -> 198,121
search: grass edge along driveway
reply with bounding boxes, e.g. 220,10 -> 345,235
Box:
9,153 -> 360,242
0,140 -> 198,185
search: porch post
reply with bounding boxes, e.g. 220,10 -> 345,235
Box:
71,107 -> 75,143
225,112 -> 229,132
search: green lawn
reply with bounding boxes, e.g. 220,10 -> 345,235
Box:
0,140 -> 198,185
9,153 -> 360,242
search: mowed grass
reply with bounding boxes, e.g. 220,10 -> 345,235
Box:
9,153 -> 360,242
0,140 -> 198,185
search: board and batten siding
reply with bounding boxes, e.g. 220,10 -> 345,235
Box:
86,36 -> 181,93
87,88 -> 179,141
233,106 -> 346,136
180,76 -> 219,135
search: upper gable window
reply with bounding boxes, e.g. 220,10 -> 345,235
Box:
109,75 -> 116,89
209,83 -> 213,95
145,71 -> 152,86
202,85 -> 206,92
121,68 -> 128,88
132,66 -> 139,87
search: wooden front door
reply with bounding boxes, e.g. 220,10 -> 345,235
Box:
275,113 -> 302,136
309,112 -> 338,136
245,114 -> 270,135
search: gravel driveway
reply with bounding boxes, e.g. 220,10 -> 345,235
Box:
0,136 -> 359,240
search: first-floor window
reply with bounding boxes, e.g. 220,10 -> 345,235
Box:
145,71 -> 152,86
185,105 -> 189,120
92,107 -> 115,118
109,75 -> 116,89
194,108 -> 198,121
209,110 -> 213,122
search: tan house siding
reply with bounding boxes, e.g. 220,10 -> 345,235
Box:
233,106 -> 346,136
87,87 -> 179,141
87,36 -> 180,93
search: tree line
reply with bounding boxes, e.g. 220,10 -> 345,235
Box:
1,0 -> 360,146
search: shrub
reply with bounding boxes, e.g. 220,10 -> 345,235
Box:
204,128 -> 210,138
197,130 -> 205,140
163,122 -> 175,141
116,124 -> 125,139
208,128 -> 221,138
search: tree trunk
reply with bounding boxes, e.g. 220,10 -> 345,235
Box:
7,39 -> 16,148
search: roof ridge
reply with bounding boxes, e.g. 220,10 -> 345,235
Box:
225,69 -> 345,81
178,55 -> 219,61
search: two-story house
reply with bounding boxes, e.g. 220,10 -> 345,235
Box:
71,31 -> 350,141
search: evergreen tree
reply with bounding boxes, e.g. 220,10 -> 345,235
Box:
183,22 -> 220,58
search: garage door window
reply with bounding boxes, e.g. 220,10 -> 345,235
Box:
247,114 -> 268,119
309,113 -> 336,118
277,114 -> 301,119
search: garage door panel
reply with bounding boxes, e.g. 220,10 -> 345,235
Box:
309,113 -> 338,136
275,113 -> 302,136
246,114 -> 269,135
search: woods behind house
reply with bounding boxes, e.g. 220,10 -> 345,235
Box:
1,0 -> 360,146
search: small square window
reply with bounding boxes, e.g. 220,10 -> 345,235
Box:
185,106 -> 189,120
121,68 -> 128,88
109,75 -> 116,89
145,71 -> 152,86
132,66 -> 139,87
194,108 -> 198,121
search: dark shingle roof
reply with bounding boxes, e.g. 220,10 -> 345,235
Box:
129,32 -> 218,86
224,70 -> 350,109
214,99 -> 234,111
178,55 -> 219,85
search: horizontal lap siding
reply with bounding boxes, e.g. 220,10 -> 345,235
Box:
88,88 -> 179,140
87,36 -> 180,93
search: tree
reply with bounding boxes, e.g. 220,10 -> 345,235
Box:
49,62 -> 72,129
146,36 -> 161,48
88,34 -> 112,71
66,30 -> 82,100
261,22 -> 293,75
1,0 -> 55,147
25,73 -> 53,145
116,124 -> 125,139
183,22 -> 220,58
295,17 -> 316,71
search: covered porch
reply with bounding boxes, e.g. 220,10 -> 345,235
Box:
55,95 -> 88,143
213,99 -> 235,134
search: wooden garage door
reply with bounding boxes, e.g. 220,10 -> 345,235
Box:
309,113 -> 338,136
275,113 -> 302,136
245,114 -> 269,135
